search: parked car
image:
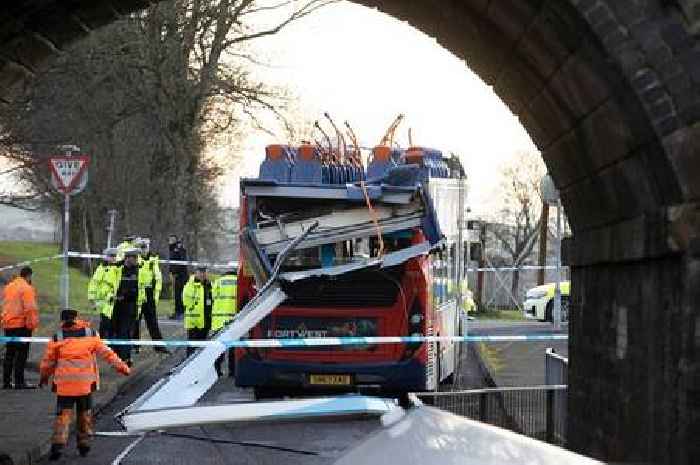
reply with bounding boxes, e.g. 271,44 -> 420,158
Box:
523,281 -> 570,322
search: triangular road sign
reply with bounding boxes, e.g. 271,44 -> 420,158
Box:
48,156 -> 90,194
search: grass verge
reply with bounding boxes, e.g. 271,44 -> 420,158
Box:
476,309 -> 526,321
0,240 -> 90,315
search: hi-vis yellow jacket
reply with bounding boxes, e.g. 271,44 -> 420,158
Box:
212,274 -> 237,331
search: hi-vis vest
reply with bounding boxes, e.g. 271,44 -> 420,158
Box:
138,254 -> 162,304
212,274 -> 237,331
103,264 -> 146,318
96,264 -> 119,318
39,321 -> 127,396
1,276 -> 39,330
88,264 -> 112,316
182,276 -> 210,330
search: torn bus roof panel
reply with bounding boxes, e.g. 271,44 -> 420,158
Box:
243,169 -> 443,256
255,211 -> 425,254
122,223 -> 321,415
278,241 -> 433,283
121,396 -> 398,433
253,201 -> 423,247
122,284 -> 288,413
242,181 -> 416,205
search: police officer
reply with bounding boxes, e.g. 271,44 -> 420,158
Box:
115,234 -> 136,261
134,238 -> 169,354
94,248 -> 119,339
168,235 -> 188,320
212,267 -> 238,377
182,266 -> 213,360
108,248 -> 144,366
39,309 -> 129,460
87,255 -> 106,314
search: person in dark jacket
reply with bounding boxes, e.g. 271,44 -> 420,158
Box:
168,235 -> 188,320
110,249 -> 143,365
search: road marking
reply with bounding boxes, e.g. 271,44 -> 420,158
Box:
111,433 -> 146,465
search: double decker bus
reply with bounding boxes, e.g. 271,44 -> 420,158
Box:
234,144 -> 467,397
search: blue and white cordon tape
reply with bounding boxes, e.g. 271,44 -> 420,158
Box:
0,251 -> 568,273
0,334 -> 568,347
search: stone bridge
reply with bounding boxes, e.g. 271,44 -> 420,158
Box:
1,1 -> 699,463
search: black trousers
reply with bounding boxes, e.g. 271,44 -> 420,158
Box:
173,274 -> 187,316
3,327 -> 31,386
99,314 -> 113,339
186,328 -> 208,358
112,300 -> 137,362
134,288 -> 163,341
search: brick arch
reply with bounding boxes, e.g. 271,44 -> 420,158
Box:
1,1 -> 699,463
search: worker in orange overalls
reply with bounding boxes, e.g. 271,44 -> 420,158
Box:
2,266 -> 39,389
39,309 -> 130,461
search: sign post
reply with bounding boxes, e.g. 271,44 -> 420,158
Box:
48,147 -> 90,309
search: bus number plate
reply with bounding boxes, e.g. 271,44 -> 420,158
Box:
309,374 -> 351,385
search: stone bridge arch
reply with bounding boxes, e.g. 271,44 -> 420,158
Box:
1,1 -> 699,462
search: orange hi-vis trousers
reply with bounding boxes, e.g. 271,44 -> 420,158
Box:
51,395 -> 93,449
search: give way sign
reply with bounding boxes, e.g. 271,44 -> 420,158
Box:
48,156 -> 90,194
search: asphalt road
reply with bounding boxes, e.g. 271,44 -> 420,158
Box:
38,351 -> 380,465
35,319 -> 562,464
466,319 -> 569,386
468,319 -> 568,358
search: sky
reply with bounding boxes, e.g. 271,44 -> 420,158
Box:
0,1 -> 539,217
217,0 -> 539,214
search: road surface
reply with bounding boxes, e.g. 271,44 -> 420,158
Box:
36,319 -> 558,464
37,351 -> 380,465
467,319 -> 568,385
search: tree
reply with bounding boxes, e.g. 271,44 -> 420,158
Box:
0,0 -> 336,261
488,151 -> 547,299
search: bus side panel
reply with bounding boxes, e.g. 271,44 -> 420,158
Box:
436,300 -> 458,382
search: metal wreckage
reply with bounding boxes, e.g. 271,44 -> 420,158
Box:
116,115 -> 599,465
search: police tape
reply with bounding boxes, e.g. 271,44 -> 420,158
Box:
465,265 -> 570,272
0,251 -> 238,273
2,251 -> 567,273
65,251 -> 237,269
0,254 -> 65,272
0,334 -> 568,347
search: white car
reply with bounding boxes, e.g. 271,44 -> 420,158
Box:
523,281 -> 570,322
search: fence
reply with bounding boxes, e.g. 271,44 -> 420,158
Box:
544,348 -> 568,444
545,348 -> 568,385
415,385 -> 567,446
466,266 -> 571,311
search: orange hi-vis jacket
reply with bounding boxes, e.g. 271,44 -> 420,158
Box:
39,320 -> 129,396
1,276 -> 39,330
